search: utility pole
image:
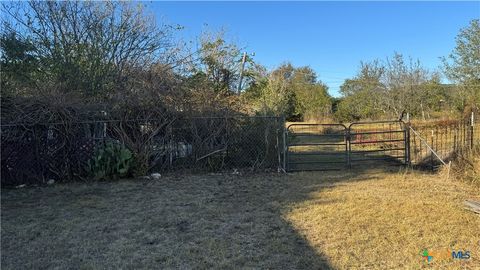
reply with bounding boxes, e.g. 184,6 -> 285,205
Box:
237,52 -> 247,94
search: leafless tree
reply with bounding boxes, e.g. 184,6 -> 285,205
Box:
2,1 -> 184,98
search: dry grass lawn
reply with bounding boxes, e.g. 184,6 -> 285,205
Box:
286,168 -> 480,269
2,167 -> 479,269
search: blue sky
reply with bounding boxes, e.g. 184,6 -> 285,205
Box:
148,1 -> 479,97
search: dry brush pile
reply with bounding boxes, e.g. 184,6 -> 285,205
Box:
1,96 -> 284,186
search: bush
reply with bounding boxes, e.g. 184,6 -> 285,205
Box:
87,141 -> 133,180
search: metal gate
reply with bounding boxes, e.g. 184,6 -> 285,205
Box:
348,121 -> 408,168
286,120 -> 408,171
286,123 -> 348,171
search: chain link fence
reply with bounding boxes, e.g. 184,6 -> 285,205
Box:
1,116 -> 285,185
3,111 -> 478,184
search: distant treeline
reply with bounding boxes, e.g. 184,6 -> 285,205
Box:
1,1 -> 478,123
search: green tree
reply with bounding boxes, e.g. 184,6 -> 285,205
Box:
291,67 -> 331,120
336,53 -> 447,121
442,19 -> 480,110
336,60 -> 386,120
0,32 -> 39,96
416,74 -> 451,119
195,30 -> 242,93
384,53 -> 431,116
2,1 -> 178,98
265,63 -> 298,117
244,63 -> 332,120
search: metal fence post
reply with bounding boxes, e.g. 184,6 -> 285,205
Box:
405,113 -> 410,166
430,130 -> 434,171
471,112 -> 474,149
404,125 -> 410,165
282,116 -> 287,172
346,126 -> 351,169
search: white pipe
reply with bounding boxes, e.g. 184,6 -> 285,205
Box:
409,127 -> 447,166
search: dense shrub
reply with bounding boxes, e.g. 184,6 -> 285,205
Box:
87,142 -> 133,180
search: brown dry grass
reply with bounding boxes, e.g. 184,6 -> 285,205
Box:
450,148 -> 480,187
285,168 -> 480,269
2,167 -> 479,269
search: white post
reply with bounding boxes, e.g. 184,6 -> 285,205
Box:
471,112 -> 474,148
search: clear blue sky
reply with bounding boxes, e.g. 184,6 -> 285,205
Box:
148,1 -> 480,97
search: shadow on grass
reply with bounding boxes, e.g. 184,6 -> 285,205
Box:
1,164 -> 404,269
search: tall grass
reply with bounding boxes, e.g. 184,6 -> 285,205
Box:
450,146 -> 480,187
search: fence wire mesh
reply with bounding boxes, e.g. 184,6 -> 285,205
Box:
2,112 -> 478,184
1,116 -> 285,185
409,112 -> 479,169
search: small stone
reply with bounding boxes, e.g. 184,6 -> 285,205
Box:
15,184 -> 26,189
150,173 -> 161,180
47,179 -> 55,185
